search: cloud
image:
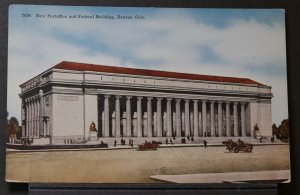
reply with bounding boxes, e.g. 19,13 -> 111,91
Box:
7,6 -> 288,125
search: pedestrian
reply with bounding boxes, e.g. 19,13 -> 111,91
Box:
26,137 -> 30,145
191,136 -> 194,142
114,140 -> 117,147
170,138 -> 173,145
187,135 -> 190,141
166,138 -> 169,145
203,140 -> 207,148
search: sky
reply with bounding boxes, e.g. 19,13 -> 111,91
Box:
8,5 -> 288,125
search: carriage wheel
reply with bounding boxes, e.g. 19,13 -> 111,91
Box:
234,148 -> 240,153
245,147 -> 252,153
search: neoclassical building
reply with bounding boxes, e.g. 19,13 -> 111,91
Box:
19,61 -> 273,144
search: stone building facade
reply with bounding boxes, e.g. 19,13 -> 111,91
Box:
19,61 -> 273,144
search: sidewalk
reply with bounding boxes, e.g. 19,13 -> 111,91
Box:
6,140 -> 288,153
151,170 -> 290,183
6,136 -> 288,153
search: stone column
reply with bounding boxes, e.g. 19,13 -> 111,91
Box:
202,100 -> 207,137
39,90 -> 43,137
137,97 -> 143,137
43,119 -> 46,137
193,100 -> 199,137
104,95 -> 110,137
46,118 -> 49,137
218,101 -> 223,137
37,99 -> 40,136
31,100 -> 34,136
126,96 -> 132,137
27,101 -> 30,136
153,112 -> 157,136
28,100 -> 32,136
176,99 -> 181,137
167,98 -> 172,137
122,112 -> 127,137
32,100 -> 35,136
156,98 -> 162,137
233,102 -> 238,137
112,112 -> 116,137
32,100 -> 34,136
198,112 -> 202,136
25,100 -> 29,137
190,113 -> 194,136
241,102 -> 246,137
147,97 -> 153,137
226,102 -> 230,136
115,96 -> 121,137
185,99 -> 190,136
35,99 -> 38,136
210,101 -> 215,137
30,99 -> 34,136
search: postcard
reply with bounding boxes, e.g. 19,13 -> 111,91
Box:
6,5 -> 290,183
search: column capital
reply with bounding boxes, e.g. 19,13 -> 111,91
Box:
218,100 -> 223,104
193,99 -> 199,103
225,101 -> 231,104
201,99 -> 207,103
147,97 -> 153,100
184,99 -> 190,103
115,95 -> 122,99
137,96 -> 143,100
157,97 -> 163,101
240,102 -> 246,105
104,94 -> 110,99
167,97 -> 172,101
210,100 -> 215,104
127,96 -> 132,100
176,98 -> 181,102
233,101 -> 238,105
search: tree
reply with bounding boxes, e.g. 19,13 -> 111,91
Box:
7,117 -> 22,142
273,119 -> 289,141
278,119 -> 289,139
272,123 -> 277,138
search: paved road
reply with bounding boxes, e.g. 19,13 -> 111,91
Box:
6,144 -> 290,183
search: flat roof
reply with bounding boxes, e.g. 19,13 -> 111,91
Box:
53,61 -> 266,87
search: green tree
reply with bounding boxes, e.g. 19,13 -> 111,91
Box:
272,123 -> 277,138
278,119 -> 289,139
7,117 -> 22,142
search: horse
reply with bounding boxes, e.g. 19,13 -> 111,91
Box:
222,139 -> 238,152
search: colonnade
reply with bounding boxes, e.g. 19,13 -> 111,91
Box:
24,97 -> 41,137
23,91 -> 49,138
98,95 -> 249,138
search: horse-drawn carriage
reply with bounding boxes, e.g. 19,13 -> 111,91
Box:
222,139 -> 253,153
137,141 -> 160,151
